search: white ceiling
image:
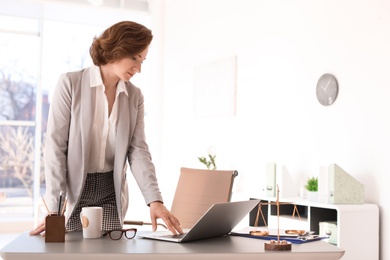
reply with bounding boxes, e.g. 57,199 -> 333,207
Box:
32,0 -> 149,11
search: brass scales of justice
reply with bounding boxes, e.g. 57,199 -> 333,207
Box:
250,185 -> 304,251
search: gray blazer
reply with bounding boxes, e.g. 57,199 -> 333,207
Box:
43,66 -> 163,224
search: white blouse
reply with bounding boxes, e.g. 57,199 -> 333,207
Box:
88,65 -> 128,173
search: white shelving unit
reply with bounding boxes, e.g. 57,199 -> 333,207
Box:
249,197 -> 379,260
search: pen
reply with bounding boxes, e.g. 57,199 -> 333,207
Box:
58,191 -> 63,216
60,197 -> 67,216
41,196 -> 50,215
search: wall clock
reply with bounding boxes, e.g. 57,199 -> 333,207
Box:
316,73 -> 338,106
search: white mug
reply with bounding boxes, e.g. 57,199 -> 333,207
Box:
80,206 -> 103,239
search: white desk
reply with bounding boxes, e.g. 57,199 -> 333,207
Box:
0,231 -> 345,260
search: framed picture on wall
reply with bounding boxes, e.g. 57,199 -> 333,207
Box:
193,56 -> 237,118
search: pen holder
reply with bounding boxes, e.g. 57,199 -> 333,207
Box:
45,214 -> 65,242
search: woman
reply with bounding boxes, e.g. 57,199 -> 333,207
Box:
30,21 -> 183,235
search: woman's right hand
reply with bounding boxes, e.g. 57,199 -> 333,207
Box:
29,219 -> 45,236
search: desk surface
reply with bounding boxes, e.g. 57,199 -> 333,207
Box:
0,231 -> 345,260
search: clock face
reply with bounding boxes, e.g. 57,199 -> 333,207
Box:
316,74 -> 338,106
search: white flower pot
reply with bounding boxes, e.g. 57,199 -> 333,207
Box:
307,191 -> 318,202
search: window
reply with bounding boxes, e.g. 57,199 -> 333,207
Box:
0,15 -> 40,220
0,4 -> 152,227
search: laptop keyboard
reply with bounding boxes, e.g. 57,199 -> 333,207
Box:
162,232 -> 187,239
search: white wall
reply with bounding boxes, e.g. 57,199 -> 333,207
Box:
152,0 -> 389,259
1,0 -> 387,257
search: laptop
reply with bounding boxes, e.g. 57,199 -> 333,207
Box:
138,199 -> 260,243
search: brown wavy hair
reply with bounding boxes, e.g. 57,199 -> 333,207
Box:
90,21 -> 153,66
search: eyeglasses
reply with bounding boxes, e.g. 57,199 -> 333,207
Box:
103,228 -> 137,240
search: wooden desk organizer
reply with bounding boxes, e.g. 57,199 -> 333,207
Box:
45,215 -> 65,242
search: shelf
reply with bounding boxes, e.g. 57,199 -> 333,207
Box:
270,203 -> 308,219
249,197 -> 379,260
272,214 -> 308,222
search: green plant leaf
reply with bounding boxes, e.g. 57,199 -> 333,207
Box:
305,177 -> 318,191
198,154 -> 217,170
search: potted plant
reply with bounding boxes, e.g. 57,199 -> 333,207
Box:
305,176 -> 318,202
198,154 -> 217,170
198,146 -> 217,170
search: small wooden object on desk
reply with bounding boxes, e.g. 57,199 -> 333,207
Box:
264,186 -> 291,251
45,214 -> 65,242
264,239 -> 291,251
250,185 -> 295,251
43,195 -> 67,243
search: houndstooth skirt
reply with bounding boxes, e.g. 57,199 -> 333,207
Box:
66,171 -> 122,232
